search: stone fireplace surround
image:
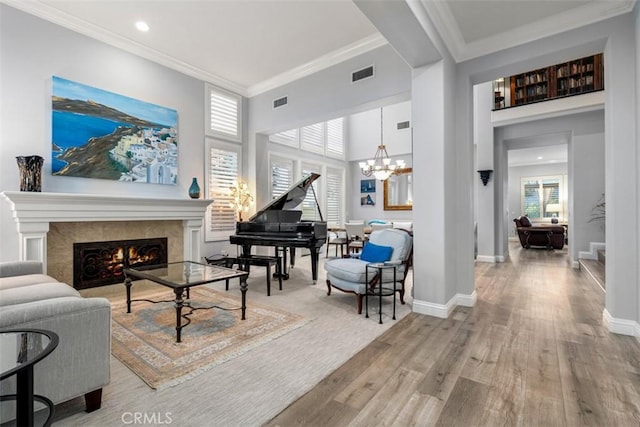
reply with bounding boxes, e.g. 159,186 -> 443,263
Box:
1,191 -> 212,281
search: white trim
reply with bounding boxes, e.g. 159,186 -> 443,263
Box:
412,291 -> 477,318
603,309 -> 640,337
1,191 -> 211,270
578,242 -> 606,260
247,34 -> 387,97
475,255 -> 497,263
423,0 -> 634,62
571,260 -> 580,269
495,255 -> 506,263
3,0 -> 247,96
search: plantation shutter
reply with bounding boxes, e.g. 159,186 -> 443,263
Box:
301,163 -> 321,221
326,118 -> 345,159
207,146 -> 239,240
300,122 -> 324,154
522,180 -> 540,219
208,86 -> 241,141
269,129 -> 298,147
270,156 -> 294,201
326,167 -> 343,227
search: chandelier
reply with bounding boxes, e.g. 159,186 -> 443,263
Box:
359,107 -> 405,181
228,181 -> 254,221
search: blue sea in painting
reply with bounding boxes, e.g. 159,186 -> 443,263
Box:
52,111 -> 131,173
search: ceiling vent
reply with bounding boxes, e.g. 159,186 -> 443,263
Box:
273,96 -> 288,109
397,121 -> 410,130
352,65 -> 374,83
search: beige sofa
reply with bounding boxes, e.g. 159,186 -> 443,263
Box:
0,261 -> 111,420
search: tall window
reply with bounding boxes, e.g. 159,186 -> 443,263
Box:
269,118 -> 345,159
270,155 -> 294,201
206,141 -> 241,241
521,175 -> 565,221
326,167 -> 344,227
301,163 -> 321,220
206,85 -> 242,142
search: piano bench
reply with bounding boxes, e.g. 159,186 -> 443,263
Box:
209,255 -> 283,296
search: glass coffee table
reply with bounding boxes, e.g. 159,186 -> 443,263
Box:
123,261 -> 249,343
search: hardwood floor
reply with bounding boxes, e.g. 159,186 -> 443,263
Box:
267,244 -> 640,426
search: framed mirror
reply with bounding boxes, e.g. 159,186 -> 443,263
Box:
384,167 -> 412,211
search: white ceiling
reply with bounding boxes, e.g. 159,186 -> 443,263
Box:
6,0 -> 634,97
508,145 -> 568,168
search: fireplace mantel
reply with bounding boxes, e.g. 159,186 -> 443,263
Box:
1,191 -> 212,272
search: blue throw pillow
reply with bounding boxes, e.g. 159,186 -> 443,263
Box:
360,242 -> 393,263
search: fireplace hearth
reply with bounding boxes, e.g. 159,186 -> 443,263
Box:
73,237 -> 168,289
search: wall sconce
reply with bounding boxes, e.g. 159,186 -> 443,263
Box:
478,170 -> 493,186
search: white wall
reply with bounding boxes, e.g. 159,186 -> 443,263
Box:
0,5 -> 226,260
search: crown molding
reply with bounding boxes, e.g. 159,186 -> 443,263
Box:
2,0 -> 248,96
423,0 -> 636,63
246,33 -> 388,98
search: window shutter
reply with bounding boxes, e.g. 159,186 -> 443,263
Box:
326,118 -> 345,159
300,122 -> 324,154
301,164 -> 321,221
208,86 -> 241,141
326,167 -> 343,227
206,146 -> 239,240
269,129 -> 299,147
270,157 -> 294,200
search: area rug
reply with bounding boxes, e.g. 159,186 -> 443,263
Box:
110,287 -> 307,390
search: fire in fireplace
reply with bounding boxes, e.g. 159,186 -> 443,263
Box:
73,237 -> 168,289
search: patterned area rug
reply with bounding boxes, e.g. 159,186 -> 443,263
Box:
111,287 -> 307,390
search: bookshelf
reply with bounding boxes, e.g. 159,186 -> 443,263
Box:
505,53 -> 603,109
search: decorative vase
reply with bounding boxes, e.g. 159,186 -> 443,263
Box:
188,177 -> 200,199
16,155 -> 44,192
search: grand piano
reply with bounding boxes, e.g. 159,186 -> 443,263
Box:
229,173 -> 327,283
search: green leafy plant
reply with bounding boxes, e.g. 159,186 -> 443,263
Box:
588,193 -> 605,224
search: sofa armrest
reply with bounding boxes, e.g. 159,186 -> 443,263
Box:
0,296 -> 111,406
0,261 -> 43,278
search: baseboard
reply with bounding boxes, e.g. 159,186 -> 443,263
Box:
603,308 -> 640,338
578,242 -> 606,260
475,255 -> 496,263
413,291 -> 476,318
571,259 -> 580,269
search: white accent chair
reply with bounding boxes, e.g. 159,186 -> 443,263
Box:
324,228 -> 413,314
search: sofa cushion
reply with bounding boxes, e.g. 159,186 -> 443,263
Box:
519,216 -> 532,227
0,274 -> 60,290
360,242 -> 393,263
0,282 -> 80,307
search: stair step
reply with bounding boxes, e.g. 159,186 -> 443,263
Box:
597,249 -> 606,264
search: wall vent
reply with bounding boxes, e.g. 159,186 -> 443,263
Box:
352,65 -> 374,83
273,96 -> 288,109
397,121 -> 410,130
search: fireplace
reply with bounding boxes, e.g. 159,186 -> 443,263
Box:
73,237 -> 168,289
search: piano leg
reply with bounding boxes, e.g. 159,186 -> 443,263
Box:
290,247 -> 296,267
273,246 -> 290,280
310,247 -> 320,284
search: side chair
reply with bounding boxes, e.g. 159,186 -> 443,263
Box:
324,228 -> 413,314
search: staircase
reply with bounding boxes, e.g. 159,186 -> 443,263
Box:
579,248 -> 605,291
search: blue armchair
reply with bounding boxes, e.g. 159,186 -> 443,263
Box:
324,228 -> 413,313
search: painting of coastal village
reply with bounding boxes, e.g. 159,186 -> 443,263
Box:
52,76 -> 178,184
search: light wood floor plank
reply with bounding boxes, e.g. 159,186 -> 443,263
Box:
268,243 -> 640,426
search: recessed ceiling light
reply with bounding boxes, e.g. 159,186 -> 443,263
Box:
537,156 -> 543,160
135,21 -> 149,32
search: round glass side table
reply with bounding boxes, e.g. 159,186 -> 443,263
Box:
0,329 -> 59,427
365,261 -> 400,324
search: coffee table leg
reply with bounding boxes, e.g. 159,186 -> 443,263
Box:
174,287 -> 184,343
240,276 -> 248,320
125,276 -> 132,313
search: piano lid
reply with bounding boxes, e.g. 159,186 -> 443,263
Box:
248,173 -> 321,222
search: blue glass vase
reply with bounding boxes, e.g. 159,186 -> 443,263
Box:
188,177 -> 200,199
